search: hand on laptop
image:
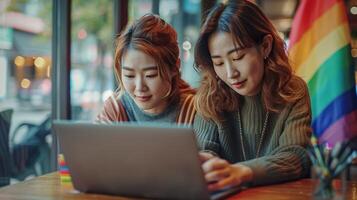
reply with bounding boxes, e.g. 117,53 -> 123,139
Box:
201,156 -> 253,192
198,151 -> 216,163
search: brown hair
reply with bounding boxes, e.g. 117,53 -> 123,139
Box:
114,14 -> 194,103
194,0 -> 306,122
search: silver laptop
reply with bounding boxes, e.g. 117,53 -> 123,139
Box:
53,121 -> 240,200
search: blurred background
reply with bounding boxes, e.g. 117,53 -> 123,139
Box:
0,0 -> 356,185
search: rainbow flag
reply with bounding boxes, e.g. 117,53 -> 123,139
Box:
289,0 -> 357,145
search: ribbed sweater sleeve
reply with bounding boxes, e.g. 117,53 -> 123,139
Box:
240,92 -> 312,186
193,114 -> 220,154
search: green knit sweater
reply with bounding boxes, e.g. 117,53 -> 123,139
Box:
193,84 -> 312,186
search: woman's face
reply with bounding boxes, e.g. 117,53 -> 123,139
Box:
208,32 -> 269,96
121,49 -> 171,114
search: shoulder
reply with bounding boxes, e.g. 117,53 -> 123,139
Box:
281,76 -> 311,117
294,76 -> 309,91
96,91 -> 129,122
176,93 -> 196,125
280,75 -> 310,108
103,91 -> 125,111
179,93 -> 195,108
193,112 -> 218,131
291,76 -> 310,105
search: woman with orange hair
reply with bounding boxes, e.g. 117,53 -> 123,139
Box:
97,14 -> 195,125
194,0 -> 311,191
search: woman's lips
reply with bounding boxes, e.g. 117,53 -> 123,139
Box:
135,95 -> 152,102
232,80 -> 247,89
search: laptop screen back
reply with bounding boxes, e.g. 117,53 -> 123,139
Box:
53,121 -> 210,200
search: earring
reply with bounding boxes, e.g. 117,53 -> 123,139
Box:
264,54 -> 269,60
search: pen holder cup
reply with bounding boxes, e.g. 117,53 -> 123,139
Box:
309,137 -> 355,200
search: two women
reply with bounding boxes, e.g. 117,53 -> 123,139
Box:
98,0 -> 312,193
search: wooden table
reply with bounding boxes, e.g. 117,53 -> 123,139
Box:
0,172 -> 356,200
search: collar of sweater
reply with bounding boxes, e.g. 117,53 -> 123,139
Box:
241,93 -> 263,109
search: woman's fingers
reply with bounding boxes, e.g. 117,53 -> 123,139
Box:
204,167 -> 230,182
198,152 -> 215,163
205,164 -> 253,192
207,175 -> 241,192
200,158 -> 246,191
202,157 -> 229,173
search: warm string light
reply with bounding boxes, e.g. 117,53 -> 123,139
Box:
14,56 -> 25,67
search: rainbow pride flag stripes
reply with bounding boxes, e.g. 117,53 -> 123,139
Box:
289,0 -> 357,145
58,154 -> 72,183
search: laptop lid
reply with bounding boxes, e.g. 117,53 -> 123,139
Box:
53,121 -> 211,200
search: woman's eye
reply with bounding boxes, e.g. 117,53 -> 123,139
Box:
233,54 -> 245,61
146,74 -> 158,78
213,62 -> 224,66
124,75 -> 135,78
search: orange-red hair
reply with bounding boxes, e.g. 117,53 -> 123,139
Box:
114,14 -> 194,103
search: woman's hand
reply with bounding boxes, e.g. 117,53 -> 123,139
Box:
198,151 -> 216,163
201,156 -> 253,192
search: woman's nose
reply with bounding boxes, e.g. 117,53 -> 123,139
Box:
225,62 -> 239,79
135,76 -> 148,92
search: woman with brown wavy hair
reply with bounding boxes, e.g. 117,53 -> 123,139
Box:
96,14 -> 195,125
194,0 -> 311,191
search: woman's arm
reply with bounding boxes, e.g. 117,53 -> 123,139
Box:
196,91 -> 312,190
194,114 -> 254,191
201,156 -> 253,191
193,114 -> 220,154
239,92 -> 312,186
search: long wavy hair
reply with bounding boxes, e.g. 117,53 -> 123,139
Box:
194,0 -> 306,122
114,14 -> 194,104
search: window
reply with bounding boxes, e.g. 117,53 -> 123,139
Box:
70,0 -> 114,121
0,0 -> 53,185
